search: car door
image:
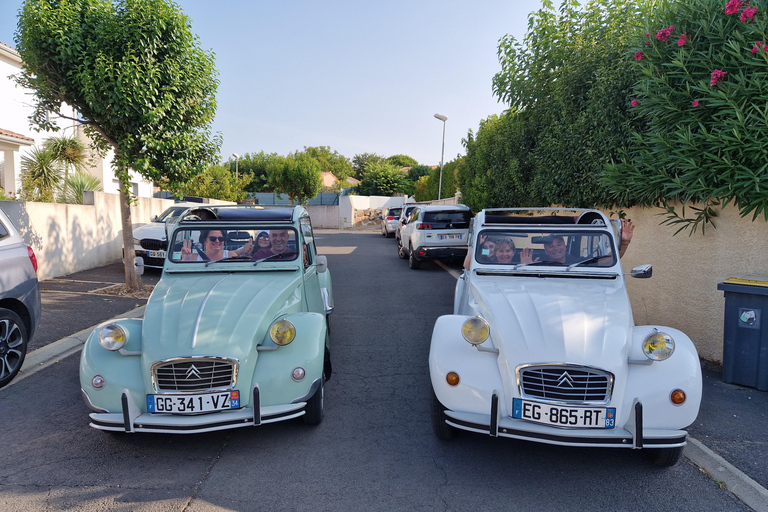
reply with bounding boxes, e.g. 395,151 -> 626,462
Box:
300,216 -> 325,314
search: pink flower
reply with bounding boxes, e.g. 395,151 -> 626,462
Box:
656,25 -> 675,42
631,99 -> 640,106
725,0 -> 745,15
741,6 -> 758,22
635,51 -> 644,61
678,33 -> 689,46
692,100 -> 700,107
710,69 -> 728,86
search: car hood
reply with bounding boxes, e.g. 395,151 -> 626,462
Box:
132,221 -> 166,241
469,276 -> 632,369
142,271 -> 303,361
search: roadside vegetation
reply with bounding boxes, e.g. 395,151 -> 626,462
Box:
460,0 -> 768,233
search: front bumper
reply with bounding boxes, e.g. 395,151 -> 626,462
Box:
444,395 -> 686,449
413,245 -> 468,261
83,383 -> 316,434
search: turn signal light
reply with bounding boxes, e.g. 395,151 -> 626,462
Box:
446,372 -> 460,386
670,389 -> 686,405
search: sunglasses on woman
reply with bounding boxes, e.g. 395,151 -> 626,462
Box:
208,236 -> 226,243
258,235 -> 269,240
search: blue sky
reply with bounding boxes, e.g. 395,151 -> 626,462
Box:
1,0 -> 543,166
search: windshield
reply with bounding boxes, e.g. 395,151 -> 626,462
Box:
473,228 -> 617,268
157,206 -> 193,223
169,227 -> 299,263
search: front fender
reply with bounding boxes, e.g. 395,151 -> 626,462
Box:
80,318 -> 145,413
252,312 -> 327,407
624,326 -> 702,429
429,315 -> 503,414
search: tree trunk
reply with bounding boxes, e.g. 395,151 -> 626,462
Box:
119,179 -> 142,291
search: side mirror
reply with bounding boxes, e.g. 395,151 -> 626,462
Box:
135,256 -> 145,276
151,215 -> 159,222
629,264 -> 652,279
316,255 -> 328,273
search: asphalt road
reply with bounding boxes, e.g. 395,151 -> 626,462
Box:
0,231 -> 754,511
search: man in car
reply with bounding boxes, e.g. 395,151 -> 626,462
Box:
246,229 -> 297,261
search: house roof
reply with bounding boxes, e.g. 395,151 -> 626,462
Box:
0,128 -> 35,145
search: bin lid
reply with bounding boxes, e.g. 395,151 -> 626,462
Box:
723,275 -> 768,287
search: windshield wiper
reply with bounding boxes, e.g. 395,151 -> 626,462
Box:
513,260 -> 558,269
567,256 -> 603,270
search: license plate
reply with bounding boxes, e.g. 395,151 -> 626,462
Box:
439,234 -> 462,240
147,391 -> 240,414
147,250 -> 166,259
512,398 -> 616,429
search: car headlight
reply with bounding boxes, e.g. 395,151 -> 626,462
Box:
269,319 -> 296,346
98,323 -> 127,351
133,238 -> 141,246
642,329 -> 675,361
461,317 -> 490,345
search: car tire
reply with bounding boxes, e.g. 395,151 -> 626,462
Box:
431,390 -> 456,440
644,446 -> 684,467
408,244 -> 421,269
303,376 -> 325,425
398,239 -> 408,259
324,345 -> 332,382
386,230 -> 394,238
0,308 -> 29,388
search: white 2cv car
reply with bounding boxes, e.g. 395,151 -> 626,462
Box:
430,208 -> 701,466
80,205 -> 333,434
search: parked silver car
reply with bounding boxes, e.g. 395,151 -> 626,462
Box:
380,206 -> 402,238
0,206 -> 41,388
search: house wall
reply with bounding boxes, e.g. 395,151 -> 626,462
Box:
610,204 -> 767,363
305,205 -> 340,228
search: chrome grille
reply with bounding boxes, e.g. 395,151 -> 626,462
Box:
152,358 -> 237,393
140,239 -> 167,251
518,365 -> 613,405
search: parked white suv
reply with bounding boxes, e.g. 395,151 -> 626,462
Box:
397,204 -> 471,269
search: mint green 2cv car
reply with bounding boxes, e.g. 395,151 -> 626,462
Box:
80,205 -> 333,434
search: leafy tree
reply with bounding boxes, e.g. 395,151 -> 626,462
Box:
359,161 -> 407,196
413,176 -> 431,202
604,0 -> 768,232
230,151 -> 279,193
417,157 -> 462,201
352,152 -> 384,179
44,135 -> 87,182
386,154 -> 418,168
459,0 -> 646,211
407,165 -> 432,182
178,164 -> 251,203
62,171 -> 103,204
303,146 -> 353,181
16,0 -> 220,290
266,152 -> 322,204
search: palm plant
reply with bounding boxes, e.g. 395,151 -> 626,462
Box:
19,146 -> 63,202
44,135 -> 88,182
62,171 -> 102,204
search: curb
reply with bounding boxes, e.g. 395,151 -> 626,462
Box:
684,437 -> 768,512
3,306 -> 146,390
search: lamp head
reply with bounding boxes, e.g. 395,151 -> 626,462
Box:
434,113 -> 448,122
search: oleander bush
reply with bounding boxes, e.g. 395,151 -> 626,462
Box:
604,0 -> 768,232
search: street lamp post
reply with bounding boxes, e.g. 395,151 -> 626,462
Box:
232,153 -> 240,178
434,113 -> 447,200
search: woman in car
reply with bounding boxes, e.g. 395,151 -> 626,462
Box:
493,237 -> 517,264
181,230 -> 247,261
